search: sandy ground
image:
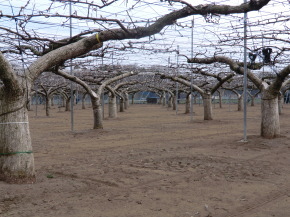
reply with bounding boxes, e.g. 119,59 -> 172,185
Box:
0,102 -> 290,217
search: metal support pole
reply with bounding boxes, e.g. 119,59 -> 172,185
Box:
69,1 -> 74,131
101,56 -> 104,118
176,45 -> 179,115
243,2 -> 248,141
190,17 -> 194,121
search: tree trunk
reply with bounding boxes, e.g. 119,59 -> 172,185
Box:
157,97 -> 162,104
50,96 -> 54,107
168,96 -> 172,108
124,93 -> 129,109
260,95 -> 280,138
218,92 -> 222,108
45,97 -> 50,116
131,93 -> 135,105
119,98 -> 125,112
27,99 -> 32,111
237,95 -> 243,111
250,95 -> 255,106
202,93 -> 213,120
172,96 -> 176,110
185,94 -> 190,114
108,94 -> 117,118
82,94 -> 86,109
91,98 -> 103,129
162,94 -> 166,107
65,97 -> 70,111
62,96 -> 65,107
0,96 -> 35,183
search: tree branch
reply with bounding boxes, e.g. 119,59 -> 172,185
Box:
0,52 -> 22,96
187,55 -> 263,90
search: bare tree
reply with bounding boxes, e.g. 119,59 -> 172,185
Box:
187,55 -> 290,138
159,71 -> 234,120
0,0 -> 271,183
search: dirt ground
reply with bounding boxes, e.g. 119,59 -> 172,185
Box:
0,102 -> 290,217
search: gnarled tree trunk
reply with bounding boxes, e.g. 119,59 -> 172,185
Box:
124,92 -> 129,110
261,92 -> 280,138
91,98 -> 103,129
202,93 -> 213,120
82,93 -> 87,109
0,92 -> 35,183
65,96 -> 70,111
108,93 -> 117,118
237,94 -> 243,111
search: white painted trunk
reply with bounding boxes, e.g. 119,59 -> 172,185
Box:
124,93 -> 129,109
261,97 -> 280,138
0,98 -> 35,183
124,100 -> 128,110
218,94 -> 222,108
82,94 -> 86,109
202,94 -> 213,120
108,95 -> 117,118
50,97 -> 54,107
92,98 -> 103,129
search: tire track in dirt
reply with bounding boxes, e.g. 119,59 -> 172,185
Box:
227,185 -> 290,217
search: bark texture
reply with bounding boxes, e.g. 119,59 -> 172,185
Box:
124,93 -> 129,109
185,94 -> 190,114
261,96 -> 280,138
0,93 -> 35,183
237,95 -> 243,111
91,98 -> 103,129
108,94 -> 117,118
202,93 -> 213,120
